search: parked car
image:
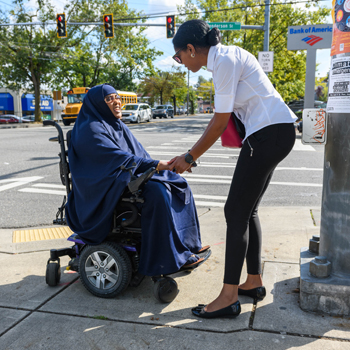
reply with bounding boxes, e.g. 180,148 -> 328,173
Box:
0,115 -> 19,124
297,120 -> 303,133
176,107 -> 187,115
152,105 -> 174,119
22,115 -> 36,122
121,103 -> 151,123
205,107 -> 214,113
0,114 -> 24,123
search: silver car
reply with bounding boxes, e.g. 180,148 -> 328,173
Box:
121,103 -> 151,123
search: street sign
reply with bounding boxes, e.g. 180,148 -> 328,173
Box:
258,51 -> 274,72
208,22 -> 241,31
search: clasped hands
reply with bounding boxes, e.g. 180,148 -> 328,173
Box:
156,154 -> 195,174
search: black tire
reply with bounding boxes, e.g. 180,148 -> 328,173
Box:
78,242 -> 132,298
62,119 -> 70,126
153,277 -> 178,303
46,262 -> 61,286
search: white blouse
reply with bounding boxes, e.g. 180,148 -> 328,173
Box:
207,44 -> 297,141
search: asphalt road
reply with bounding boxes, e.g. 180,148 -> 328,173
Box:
0,114 -> 324,229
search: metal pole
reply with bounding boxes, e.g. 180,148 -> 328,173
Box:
210,83 -> 212,113
187,69 -> 189,116
263,0 -> 270,52
304,49 -> 317,109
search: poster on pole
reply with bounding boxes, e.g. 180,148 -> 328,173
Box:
327,56 -> 350,113
331,0 -> 350,55
301,109 -> 327,145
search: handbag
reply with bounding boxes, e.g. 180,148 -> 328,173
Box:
221,112 -> 244,148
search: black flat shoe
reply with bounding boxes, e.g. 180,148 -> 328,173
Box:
238,286 -> 266,301
191,301 -> 241,319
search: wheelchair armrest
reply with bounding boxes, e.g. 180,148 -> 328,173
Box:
128,167 -> 156,194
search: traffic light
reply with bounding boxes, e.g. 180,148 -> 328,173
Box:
103,14 -> 114,39
166,15 -> 175,39
56,13 -> 67,38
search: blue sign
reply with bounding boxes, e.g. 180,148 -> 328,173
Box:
21,94 -> 53,111
0,93 -> 14,111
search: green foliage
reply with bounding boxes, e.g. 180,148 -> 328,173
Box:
177,0 -> 331,103
139,68 -> 187,107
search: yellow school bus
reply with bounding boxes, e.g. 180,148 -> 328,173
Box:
61,87 -> 137,126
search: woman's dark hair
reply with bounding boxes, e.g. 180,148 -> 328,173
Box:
172,19 -> 221,49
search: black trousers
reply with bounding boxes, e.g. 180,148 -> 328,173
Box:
223,123 -> 296,285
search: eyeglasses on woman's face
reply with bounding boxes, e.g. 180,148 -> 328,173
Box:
172,46 -> 187,64
104,94 -> 121,104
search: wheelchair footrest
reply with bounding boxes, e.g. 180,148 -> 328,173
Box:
129,272 -> 145,287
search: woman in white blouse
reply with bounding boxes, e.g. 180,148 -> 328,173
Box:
169,19 -> 297,319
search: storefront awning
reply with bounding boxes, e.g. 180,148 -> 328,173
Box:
21,94 -> 53,111
0,93 -> 14,111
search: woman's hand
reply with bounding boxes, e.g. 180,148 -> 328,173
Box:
168,155 -> 192,174
157,160 -> 171,171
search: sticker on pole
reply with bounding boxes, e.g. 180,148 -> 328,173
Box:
301,108 -> 327,145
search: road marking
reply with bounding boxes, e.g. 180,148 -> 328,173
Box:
19,188 -> 67,195
293,139 -> 315,151
0,176 -> 43,192
194,200 -> 225,207
183,175 -> 322,187
148,151 -> 231,158
194,194 -> 227,200
32,183 -> 65,189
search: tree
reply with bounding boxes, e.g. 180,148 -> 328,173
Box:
177,0 -> 331,102
0,0 -> 162,120
0,0 -> 97,121
140,69 -> 187,112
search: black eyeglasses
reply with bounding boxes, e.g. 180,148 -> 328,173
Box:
172,46 -> 187,64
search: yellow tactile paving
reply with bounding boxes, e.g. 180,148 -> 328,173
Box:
13,226 -> 73,243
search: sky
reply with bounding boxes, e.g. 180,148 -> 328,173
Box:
0,0 -> 334,86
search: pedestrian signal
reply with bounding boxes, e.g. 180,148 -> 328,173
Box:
166,15 -> 175,39
56,13 -> 67,38
103,14 -> 114,39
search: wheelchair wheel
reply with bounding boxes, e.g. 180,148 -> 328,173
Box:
153,277 -> 178,303
46,261 -> 61,287
78,241 -> 132,298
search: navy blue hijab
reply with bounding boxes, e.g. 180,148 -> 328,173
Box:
66,84 -> 190,244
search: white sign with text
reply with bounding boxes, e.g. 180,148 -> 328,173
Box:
258,51 -> 274,72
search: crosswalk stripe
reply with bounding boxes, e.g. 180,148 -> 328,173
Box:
0,176 -> 43,192
194,201 -> 225,207
194,194 -> 227,200
148,151 -> 231,158
33,183 -> 66,189
19,188 -> 67,195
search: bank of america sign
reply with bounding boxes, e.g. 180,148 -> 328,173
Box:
287,24 -> 332,51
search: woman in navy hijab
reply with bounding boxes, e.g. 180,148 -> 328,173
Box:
66,84 -> 205,276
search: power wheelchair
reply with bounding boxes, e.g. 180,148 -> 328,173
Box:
43,120 -> 211,303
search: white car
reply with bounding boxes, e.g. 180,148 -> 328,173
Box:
121,103 -> 151,123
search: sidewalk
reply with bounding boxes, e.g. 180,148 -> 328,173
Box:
1,206 -> 350,349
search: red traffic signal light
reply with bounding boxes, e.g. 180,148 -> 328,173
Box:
103,14 -> 114,39
56,13 -> 67,38
166,16 -> 175,39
